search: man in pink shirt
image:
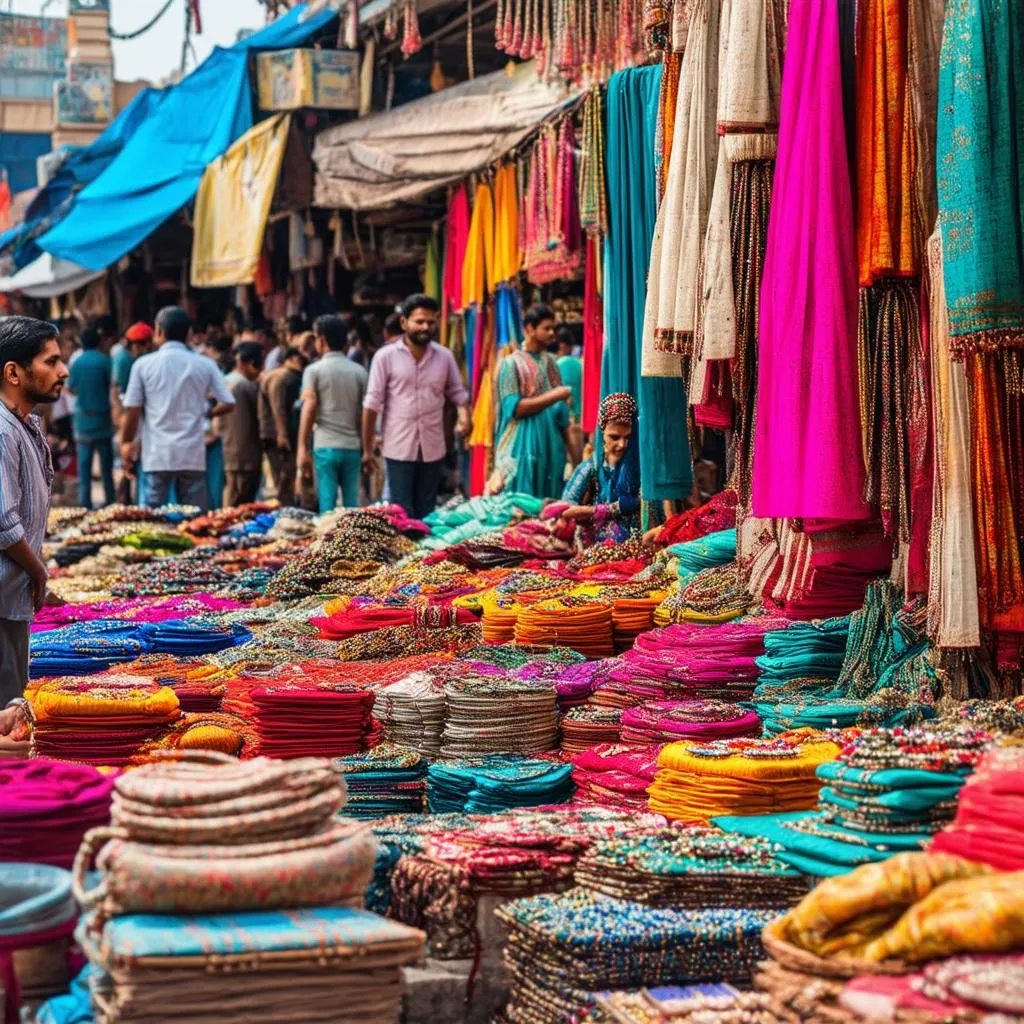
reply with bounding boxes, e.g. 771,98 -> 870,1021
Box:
361,294 -> 469,519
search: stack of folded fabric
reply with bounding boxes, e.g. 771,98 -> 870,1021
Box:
163,676 -> 225,712
931,745 -> 1024,871
30,621 -> 152,676
547,660 -> 608,712
481,599 -> 521,644
647,730 -> 840,822
620,700 -> 762,745
373,672 -> 445,758
311,604 -> 477,640
334,745 -> 426,818
668,529 -> 737,581
498,889 -> 775,1024
610,592 -> 667,649
427,757 -> 574,813
654,564 -> 752,625
250,685 -> 376,758
0,759 -> 115,868
571,743 -> 663,811
591,986 -> 772,1024
69,753 -> 426,1022
30,676 -> 181,765
141,619 -> 251,656
609,619 -> 789,704
514,598 -> 616,658
440,678 -> 557,758
717,724 -> 993,877
754,618 -> 851,699
560,705 -> 622,753
574,828 -> 807,909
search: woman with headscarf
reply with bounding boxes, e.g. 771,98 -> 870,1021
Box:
550,392 -> 642,544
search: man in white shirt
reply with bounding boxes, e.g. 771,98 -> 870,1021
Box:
120,306 -> 234,510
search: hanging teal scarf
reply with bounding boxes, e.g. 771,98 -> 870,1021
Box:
937,0 -> 1024,354
602,66 -> 693,502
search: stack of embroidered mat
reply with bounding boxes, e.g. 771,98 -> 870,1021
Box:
560,705 -> 623,753
497,889 -> 775,1024
373,672 -> 445,758
334,745 -> 426,818
250,684 -> 376,757
0,759 -> 116,868
72,754 -> 422,1023
29,676 -> 181,766
571,744 -> 663,812
620,700 -> 761,745
647,730 -> 840,822
387,807 -> 664,959
716,724 -> 993,877
440,678 -> 557,758
574,828 -> 807,910
30,621 -> 153,676
427,757 -> 574,813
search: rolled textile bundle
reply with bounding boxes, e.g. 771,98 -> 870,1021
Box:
30,677 -> 180,766
0,863 -> 79,1019
333,745 -> 426,818
109,754 -> 344,845
648,730 -> 840,822
931,746 -> 1024,871
0,760 -> 115,869
571,744 -> 663,812
574,829 -> 808,910
73,819 -> 376,919
440,678 -> 557,758
498,889 -> 775,1024
428,757 -> 574,814
770,851 -> 990,961
514,597 -> 616,659
560,706 -> 623,754
76,906 -> 425,1024
250,685 -> 375,758
620,699 -> 762,744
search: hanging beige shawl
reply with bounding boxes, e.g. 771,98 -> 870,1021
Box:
689,0 -> 784,397
190,114 -> 291,288
641,0 -> 721,376
926,230 -> 981,648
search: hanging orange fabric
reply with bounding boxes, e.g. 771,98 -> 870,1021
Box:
856,0 -> 918,286
461,180 -> 495,307
492,164 -> 521,284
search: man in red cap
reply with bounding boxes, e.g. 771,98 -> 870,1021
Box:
111,322 -> 154,502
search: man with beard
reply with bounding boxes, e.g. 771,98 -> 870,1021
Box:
361,294 -> 469,520
0,317 -> 68,723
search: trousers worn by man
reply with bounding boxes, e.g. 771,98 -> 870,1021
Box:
145,470 -> 208,511
266,445 -> 297,508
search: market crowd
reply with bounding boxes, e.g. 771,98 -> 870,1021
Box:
25,295 -> 635,528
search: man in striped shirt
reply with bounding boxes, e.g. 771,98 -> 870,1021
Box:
0,317 -> 67,730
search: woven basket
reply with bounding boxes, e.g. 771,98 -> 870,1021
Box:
761,918 -> 911,979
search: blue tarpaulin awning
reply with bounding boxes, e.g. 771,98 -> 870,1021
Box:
38,3 -> 336,273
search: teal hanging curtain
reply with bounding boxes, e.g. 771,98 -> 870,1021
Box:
602,65 -> 693,503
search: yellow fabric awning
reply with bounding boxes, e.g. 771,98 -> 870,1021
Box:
191,113 -> 291,288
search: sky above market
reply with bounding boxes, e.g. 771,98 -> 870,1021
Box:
9,0 -> 267,83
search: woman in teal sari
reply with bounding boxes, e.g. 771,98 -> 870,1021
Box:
489,304 -> 571,499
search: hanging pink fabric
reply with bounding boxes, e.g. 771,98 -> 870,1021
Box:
582,236 -> 604,434
752,0 -> 870,521
442,184 -> 471,318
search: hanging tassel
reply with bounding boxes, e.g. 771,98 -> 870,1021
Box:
344,0 -> 358,49
384,3 -> 399,40
401,0 -> 422,56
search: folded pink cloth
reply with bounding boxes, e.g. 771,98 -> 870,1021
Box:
620,700 -> 761,743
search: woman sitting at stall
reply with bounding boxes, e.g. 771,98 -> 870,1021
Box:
550,392 -> 641,544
